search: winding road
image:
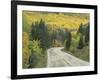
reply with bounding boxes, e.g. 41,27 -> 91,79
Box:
47,47 -> 89,67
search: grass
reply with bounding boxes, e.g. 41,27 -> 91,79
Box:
62,46 -> 90,62
22,11 -> 90,68
26,51 -> 47,69
34,51 -> 47,68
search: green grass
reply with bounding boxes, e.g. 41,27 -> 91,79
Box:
34,51 -> 47,68
62,46 -> 90,62
22,11 -> 90,68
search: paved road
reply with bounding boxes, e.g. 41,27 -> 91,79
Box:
47,47 -> 89,67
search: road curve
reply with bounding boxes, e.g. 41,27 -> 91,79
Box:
47,47 -> 89,67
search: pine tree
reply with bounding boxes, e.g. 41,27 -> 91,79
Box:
38,19 -> 50,50
30,23 -> 35,40
77,23 -> 83,34
30,21 -> 40,40
30,19 -> 51,50
65,31 -> 72,50
85,23 -> 89,45
77,35 -> 84,49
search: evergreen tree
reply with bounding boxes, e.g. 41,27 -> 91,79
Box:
51,30 -> 56,46
59,29 -> 66,44
30,19 -> 52,50
30,21 -> 40,40
30,23 -> 35,40
38,19 -> 51,50
85,23 -> 90,45
77,35 -> 84,49
77,23 -> 83,34
65,31 -> 72,50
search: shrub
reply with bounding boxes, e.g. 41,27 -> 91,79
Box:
28,40 -> 43,68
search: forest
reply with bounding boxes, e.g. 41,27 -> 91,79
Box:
22,11 -> 90,68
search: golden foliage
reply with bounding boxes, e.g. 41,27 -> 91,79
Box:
22,32 -> 31,68
22,11 -> 89,31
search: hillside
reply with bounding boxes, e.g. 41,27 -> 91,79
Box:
22,11 -> 90,68
22,11 -> 89,32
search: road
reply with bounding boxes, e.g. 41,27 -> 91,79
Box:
47,47 -> 89,67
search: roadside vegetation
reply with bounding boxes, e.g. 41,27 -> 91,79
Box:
63,23 -> 90,62
22,11 -> 90,68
